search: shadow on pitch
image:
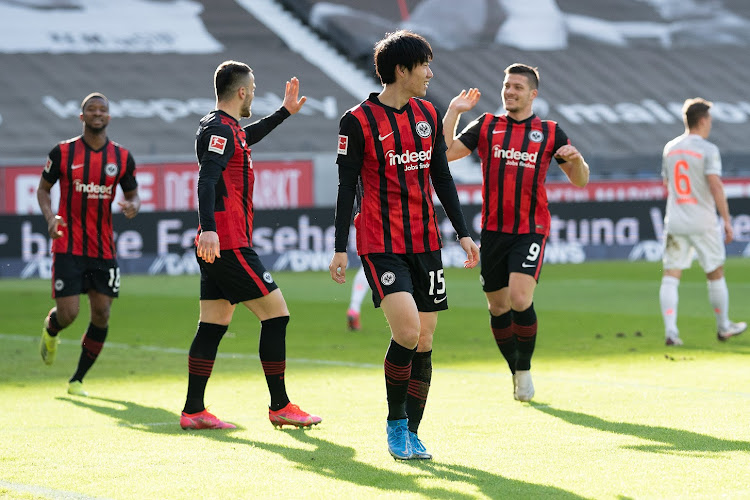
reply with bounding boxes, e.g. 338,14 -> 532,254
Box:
402,458 -> 588,499
532,402 -> 750,455
278,429 -> 588,500
57,396 -> 585,499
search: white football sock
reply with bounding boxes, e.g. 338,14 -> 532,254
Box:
348,267 -> 369,313
659,276 -> 680,337
707,277 -> 730,331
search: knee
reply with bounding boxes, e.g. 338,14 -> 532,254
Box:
90,306 -> 111,326
487,297 -> 511,317
509,290 -> 533,312
391,323 -> 420,349
417,331 -> 434,351
488,303 -> 510,317
56,305 -> 79,327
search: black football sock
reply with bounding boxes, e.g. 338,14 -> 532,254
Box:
183,322 -> 227,414
490,311 -> 517,374
69,323 -> 108,383
46,309 -> 62,337
512,304 -> 538,371
384,338 -> 417,421
260,316 -> 290,411
406,350 -> 432,433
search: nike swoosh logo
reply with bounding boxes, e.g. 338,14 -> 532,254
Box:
378,131 -> 394,141
492,130 -> 506,135
521,262 -> 536,268
71,164 -> 84,170
433,296 -> 447,304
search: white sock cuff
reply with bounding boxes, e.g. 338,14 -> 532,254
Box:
707,276 -> 727,290
661,275 -> 680,287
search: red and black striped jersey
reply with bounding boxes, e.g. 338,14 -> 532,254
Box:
42,136 -> 137,259
194,108 -> 290,250
195,110 -> 255,250
336,94 -> 445,255
457,113 -> 569,235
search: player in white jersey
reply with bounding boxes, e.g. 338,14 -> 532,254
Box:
659,97 -> 746,346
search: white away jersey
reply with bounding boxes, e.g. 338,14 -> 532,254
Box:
662,133 -> 722,234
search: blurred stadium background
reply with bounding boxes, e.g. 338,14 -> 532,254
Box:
2,0 -> 750,278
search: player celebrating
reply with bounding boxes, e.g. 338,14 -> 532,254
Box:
180,61 -> 321,430
37,92 -> 140,397
329,30 -> 479,460
659,98 -> 746,346
443,64 -> 589,402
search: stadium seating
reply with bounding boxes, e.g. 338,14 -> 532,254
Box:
2,0 -> 750,181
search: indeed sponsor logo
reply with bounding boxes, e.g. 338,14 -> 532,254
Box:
387,148 -> 432,170
74,179 -> 113,197
492,146 -> 538,164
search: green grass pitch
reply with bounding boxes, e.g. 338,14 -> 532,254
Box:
1,259 -> 749,499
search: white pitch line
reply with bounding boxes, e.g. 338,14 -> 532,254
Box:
0,480 -> 111,500
3,333 -> 750,398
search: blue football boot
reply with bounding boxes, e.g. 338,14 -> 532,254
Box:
386,419 -> 412,460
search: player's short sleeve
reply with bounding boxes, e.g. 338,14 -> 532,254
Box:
552,123 -> 571,164
336,112 -> 364,168
704,142 -> 722,176
456,114 -> 485,152
197,123 -> 234,171
119,151 -> 138,192
41,145 -> 61,184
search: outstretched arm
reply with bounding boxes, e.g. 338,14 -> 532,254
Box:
245,77 -> 306,144
443,88 -> 480,161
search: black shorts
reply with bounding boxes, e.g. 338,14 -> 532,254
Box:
360,251 -> 447,312
479,231 -> 547,293
197,246 -> 278,305
51,253 -> 120,298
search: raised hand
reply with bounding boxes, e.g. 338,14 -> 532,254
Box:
448,88 -> 481,113
282,77 -> 307,115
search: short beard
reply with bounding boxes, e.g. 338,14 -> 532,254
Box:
86,124 -> 107,134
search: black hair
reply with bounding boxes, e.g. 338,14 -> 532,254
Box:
504,63 -> 540,90
374,30 -> 432,85
214,60 -> 252,101
80,92 -> 108,112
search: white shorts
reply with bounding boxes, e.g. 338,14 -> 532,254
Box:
662,227 -> 725,273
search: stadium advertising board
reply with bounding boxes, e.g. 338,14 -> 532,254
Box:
453,178 -> 750,205
0,161 -> 314,214
3,201 -> 750,278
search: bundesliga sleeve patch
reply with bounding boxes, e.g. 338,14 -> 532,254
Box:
337,135 -> 348,155
208,135 -> 228,154
44,156 -> 52,172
